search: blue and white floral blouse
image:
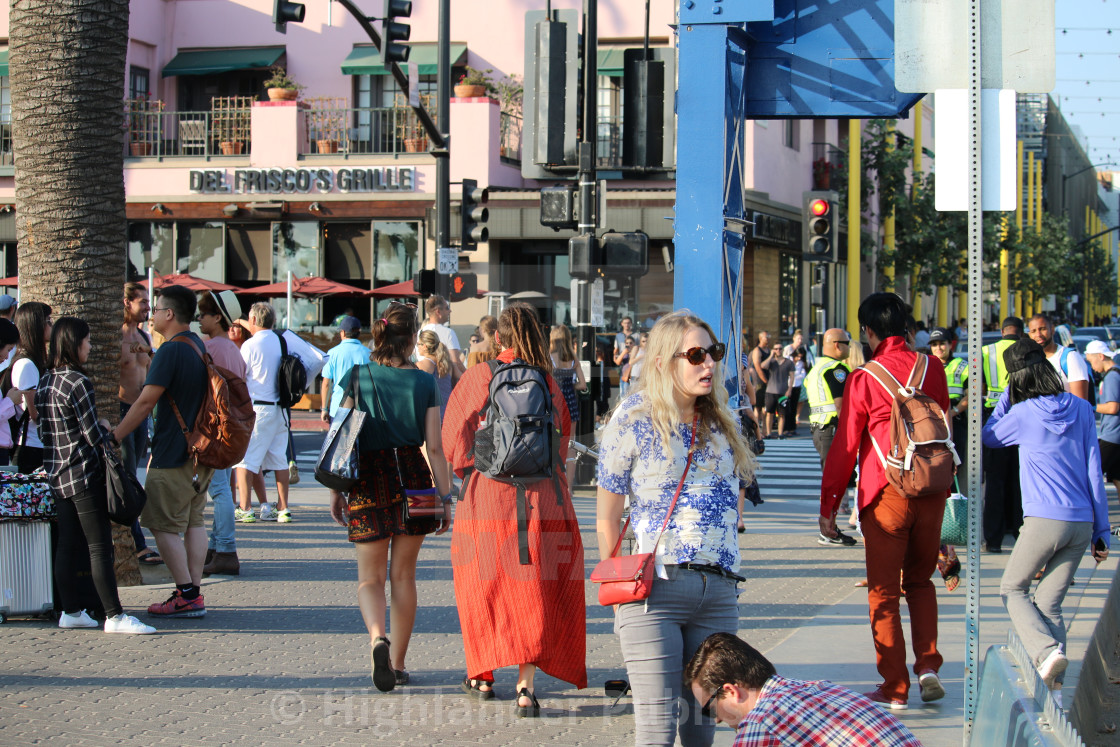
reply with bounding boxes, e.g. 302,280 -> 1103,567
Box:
597,392 -> 740,577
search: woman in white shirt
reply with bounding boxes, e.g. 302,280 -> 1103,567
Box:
10,302 -> 52,473
596,310 -> 755,747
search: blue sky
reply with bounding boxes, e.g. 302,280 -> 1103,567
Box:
1054,1 -> 1120,170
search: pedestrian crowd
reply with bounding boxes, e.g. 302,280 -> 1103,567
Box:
8,283 -> 1116,746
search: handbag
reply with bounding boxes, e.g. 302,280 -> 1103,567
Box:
590,415 -> 698,606
314,372 -> 370,492
396,447 -> 442,521
941,477 -> 968,546
102,442 -> 147,526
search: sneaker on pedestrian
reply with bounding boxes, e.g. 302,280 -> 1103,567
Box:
864,687 -> 908,711
234,507 -> 256,523
104,613 -> 157,635
918,670 -> 946,703
58,610 -> 99,629
147,589 -> 206,618
1038,646 -> 1068,689
258,503 -> 278,521
818,529 -> 858,546
276,509 -> 292,523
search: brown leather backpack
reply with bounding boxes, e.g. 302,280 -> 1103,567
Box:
169,338 -> 256,470
863,355 -> 959,498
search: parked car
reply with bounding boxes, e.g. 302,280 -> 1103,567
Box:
1074,326 -> 1116,350
1069,335 -> 1101,357
952,331 -> 1004,360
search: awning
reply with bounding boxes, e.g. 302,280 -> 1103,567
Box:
162,47 -> 285,78
341,43 -> 467,76
0,50 -> 8,78
598,48 -> 626,77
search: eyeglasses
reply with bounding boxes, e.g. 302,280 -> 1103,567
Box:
389,301 -> 417,311
701,685 -> 726,719
674,343 -> 726,365
152,306 -> 171,314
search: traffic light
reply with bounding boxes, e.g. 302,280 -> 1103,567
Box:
461,178 -> 489,250
600,230 -> 650,277
272,0 -> 305,33
447,272 -> 477,302
381,0 -> 412,64
569,235 -> 600,280
803,190 -> 839,262
413,269 -> 436,295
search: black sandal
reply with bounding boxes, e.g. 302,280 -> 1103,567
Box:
460,676 -> 495,700
370,637 -> 395,693
516,687 -> 540,718
136,549 -> 163,566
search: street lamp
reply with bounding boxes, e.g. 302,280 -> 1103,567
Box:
1061,161 -> 1118,220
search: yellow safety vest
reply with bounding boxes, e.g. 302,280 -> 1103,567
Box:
944,356 -> 968,403
981,338 -> 1015,408
804,357 -> 851,426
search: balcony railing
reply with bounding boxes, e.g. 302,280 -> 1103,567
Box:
300,106 -> 432,156
500,111 -> 522,163
125,108 -> 253,159
596,117 -> 622,169
811,141 -> 842,190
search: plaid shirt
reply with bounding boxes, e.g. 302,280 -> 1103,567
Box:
732,676 -> 921,747
35,367 -> 109,498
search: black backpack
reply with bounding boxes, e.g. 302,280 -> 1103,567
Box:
274,330 -> 307,409
472,358 -> 564,564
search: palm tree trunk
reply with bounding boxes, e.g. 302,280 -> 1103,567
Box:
10,0 -> 141,586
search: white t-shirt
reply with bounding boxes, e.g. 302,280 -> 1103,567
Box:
415,322 -> 461,360
12,358 -> 43,448
1047,345 -> 1090,392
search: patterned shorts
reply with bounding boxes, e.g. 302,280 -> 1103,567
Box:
346,445 -> 439,543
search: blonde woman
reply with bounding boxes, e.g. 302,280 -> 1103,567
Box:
416,329 -> 453,420
596,310 -> 756,747
549,325 -> 587,425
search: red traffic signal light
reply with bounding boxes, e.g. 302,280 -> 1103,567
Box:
809,198 -> 829,217
803,191 -> 838,262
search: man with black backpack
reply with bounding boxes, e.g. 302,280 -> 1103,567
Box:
234,302 -> 302,524
1086,341 -> 1120,499
818,293 -> 951,711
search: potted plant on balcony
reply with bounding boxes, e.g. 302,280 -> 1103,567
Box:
126,96 -> 164,156
213,95 -> 252,155
264,65 -> 304,101
454,66 -> 494,98
307,97 -> 347,154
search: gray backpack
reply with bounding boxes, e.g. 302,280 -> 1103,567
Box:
471,358 -> 564,564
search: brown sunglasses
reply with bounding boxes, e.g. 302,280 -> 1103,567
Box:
673,343 -> 726,365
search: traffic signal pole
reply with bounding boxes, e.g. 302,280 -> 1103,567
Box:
435,0 -> 451,296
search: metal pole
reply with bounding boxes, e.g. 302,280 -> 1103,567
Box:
963,0 -> 984,738
846,119 -> 860,340
435,0 -> 450,295
286,270 -> 293,330
579,0 -> 597,239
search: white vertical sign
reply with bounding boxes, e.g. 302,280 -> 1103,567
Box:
935,89 -> 1016,212
437,247 -> 458,274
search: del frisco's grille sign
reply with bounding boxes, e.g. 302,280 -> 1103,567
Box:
189,167 -> 416,195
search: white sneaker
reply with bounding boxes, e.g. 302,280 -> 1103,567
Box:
104,613 -> 157,635
58,610 -> 99,629
276,509 -> 292,523
1038,646 -> 1068,689
258,503 -> 278,521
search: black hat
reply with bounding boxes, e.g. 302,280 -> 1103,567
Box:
928,327 -> 953,343
1001,316 -> 1024,333
1003,338 -> 1047,374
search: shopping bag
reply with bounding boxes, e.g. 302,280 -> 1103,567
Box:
940,484 -> 968,546
314,406 -> 367,492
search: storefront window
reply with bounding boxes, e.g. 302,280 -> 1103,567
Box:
778,252 -> 801,338
273,222 -> 320,329
126,222 -> 174,281
324,222 -> 372,281
226,224 -> 271,282
370,221 -> 419,316
177,223 -> 225,281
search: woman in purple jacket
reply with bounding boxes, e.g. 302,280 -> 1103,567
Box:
982,338 -> 1110,701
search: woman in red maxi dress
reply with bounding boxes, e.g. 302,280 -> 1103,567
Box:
442,302 -> 587,717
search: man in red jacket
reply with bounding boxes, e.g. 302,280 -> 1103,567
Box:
819,293 -> 950,711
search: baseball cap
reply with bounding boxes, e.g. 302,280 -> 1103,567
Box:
209,290 -> 242,328
1084,340 -> 1111,357
1003,338 -> 1047,374
928,327 -> 953,343
0,295 -> 16,312
339,316 -> 361,334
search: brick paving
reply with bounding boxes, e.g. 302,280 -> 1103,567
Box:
0,484 -> 865,746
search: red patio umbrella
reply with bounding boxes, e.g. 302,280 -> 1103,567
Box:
140,273 -> 238,292
237,275 -> 366,298
365,280 -> 421,298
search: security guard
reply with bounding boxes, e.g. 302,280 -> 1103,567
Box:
805,328 -> 856,546
929,327 -> 969,486
981,316 -> 1024,552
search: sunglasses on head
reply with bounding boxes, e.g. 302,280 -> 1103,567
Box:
673,343 -> 726,365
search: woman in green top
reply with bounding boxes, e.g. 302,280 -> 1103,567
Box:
331,301 -> 454,693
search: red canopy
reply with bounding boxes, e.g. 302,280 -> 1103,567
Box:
140,273 -> 238,292
0,277 -> 17,287
365,280 -> 421,298
237,275 -> 366,298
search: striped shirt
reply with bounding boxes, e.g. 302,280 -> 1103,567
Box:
35,368 -> 109,498
732,676 -> 921,747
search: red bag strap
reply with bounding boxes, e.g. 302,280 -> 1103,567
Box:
608,414 -> 699,559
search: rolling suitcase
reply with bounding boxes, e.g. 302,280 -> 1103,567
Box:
0,520 -> 53,623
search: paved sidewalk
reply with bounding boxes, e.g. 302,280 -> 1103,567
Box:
2,438 -> 1114,745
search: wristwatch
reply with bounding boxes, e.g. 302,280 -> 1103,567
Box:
441,492 -> 455,505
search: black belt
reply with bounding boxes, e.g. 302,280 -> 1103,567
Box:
253,400 -> 278,406
672,563 -> 745,583
810,422 -> 837,432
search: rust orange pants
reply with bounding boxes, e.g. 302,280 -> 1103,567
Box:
861,485 -> 946,700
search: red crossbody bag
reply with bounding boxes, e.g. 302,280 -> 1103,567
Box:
590,416 -> 697,606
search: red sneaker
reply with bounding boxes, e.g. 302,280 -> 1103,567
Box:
147,589 -> 206,618
864,687 -> 908,711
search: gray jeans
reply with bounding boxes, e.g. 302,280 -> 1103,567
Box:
616,568 -> 740,747
1000,516 -> 1092,683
